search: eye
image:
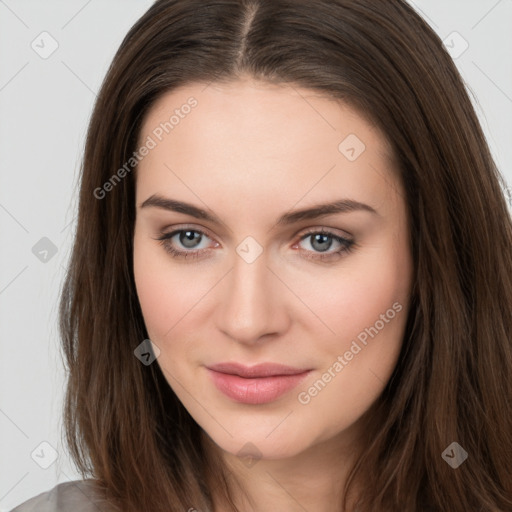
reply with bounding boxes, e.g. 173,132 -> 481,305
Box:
294,228 -> 355,262
155,228 -> 217,260
154,226 -> 355,262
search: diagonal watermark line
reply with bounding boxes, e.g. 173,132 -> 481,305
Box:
0,266 -> 29,295
266,164 -> 336,235
61,0 -> 93,29
61,60 -> 97,96
164,267 -> 234,338
472,61 -> 512,104
265,471 -> 310,511
0,62 -> 29,92
289,84 -> 337,131
163,163 -> 234,235
159,363 -> 234,438
0,408 -> 29,439
199,71 -> 226,93
0,203 -> 29,233
407,0 -> 439,29
265,265 -> 336,335
0,472 -> 30,502
471,0 -> 503,30
368,367 -> 385,384
60,213 -> 77,234
367,162 -> 406,205
0,0 -> 29,28
265,410 -> 293,438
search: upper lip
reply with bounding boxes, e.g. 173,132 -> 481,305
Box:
207,362 -> 311,378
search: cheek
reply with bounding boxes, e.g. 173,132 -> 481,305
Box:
288,242 -> 410,349
133,239 -> 202,385
133,235 -> 222,353
292,238 -> 410,405
133,240 -> 167,337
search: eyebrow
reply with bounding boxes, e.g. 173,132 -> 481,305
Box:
139,194 -> 379,227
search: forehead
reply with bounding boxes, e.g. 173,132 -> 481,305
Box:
139,78 -> 392,156
135,79 -> 400,219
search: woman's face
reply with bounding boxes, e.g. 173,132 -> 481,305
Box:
133,77 -> 413,460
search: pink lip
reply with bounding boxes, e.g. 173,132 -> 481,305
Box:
206,362 -> 311,404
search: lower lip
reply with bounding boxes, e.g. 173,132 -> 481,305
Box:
207,368 -> 311,405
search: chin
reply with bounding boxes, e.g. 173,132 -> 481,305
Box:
201,419 -> 316,462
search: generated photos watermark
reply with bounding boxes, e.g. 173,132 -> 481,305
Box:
93,97 -> 198,200
297,301 -> 403,405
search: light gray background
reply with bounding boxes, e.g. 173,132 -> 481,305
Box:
1,0 -> 511,509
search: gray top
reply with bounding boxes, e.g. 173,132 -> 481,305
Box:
11,478 -> 438,511
10,479 -> 114,512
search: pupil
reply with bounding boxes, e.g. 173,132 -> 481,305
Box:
180,230 -> 200,248
312,233 -> 332,252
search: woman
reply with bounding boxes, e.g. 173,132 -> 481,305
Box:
12,0 -> 512,510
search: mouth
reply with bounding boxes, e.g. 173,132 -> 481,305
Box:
206,362 -> 312,404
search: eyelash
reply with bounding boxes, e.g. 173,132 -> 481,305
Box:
155,226 -> 355,263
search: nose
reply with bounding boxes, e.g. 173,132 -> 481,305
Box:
215,247 -> 290,345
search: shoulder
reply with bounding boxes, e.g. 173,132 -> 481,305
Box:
10,479 -> 114,512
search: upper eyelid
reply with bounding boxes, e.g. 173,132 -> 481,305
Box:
160,223 -> 353,239
159,225 -> 353,248
160,225 -> 216,243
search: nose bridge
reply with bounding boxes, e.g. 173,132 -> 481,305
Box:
216,243 -> 284,343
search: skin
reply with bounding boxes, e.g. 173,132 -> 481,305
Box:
133,76 -> 413,511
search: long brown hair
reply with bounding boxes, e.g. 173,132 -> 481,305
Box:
59,0 -> 512,510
